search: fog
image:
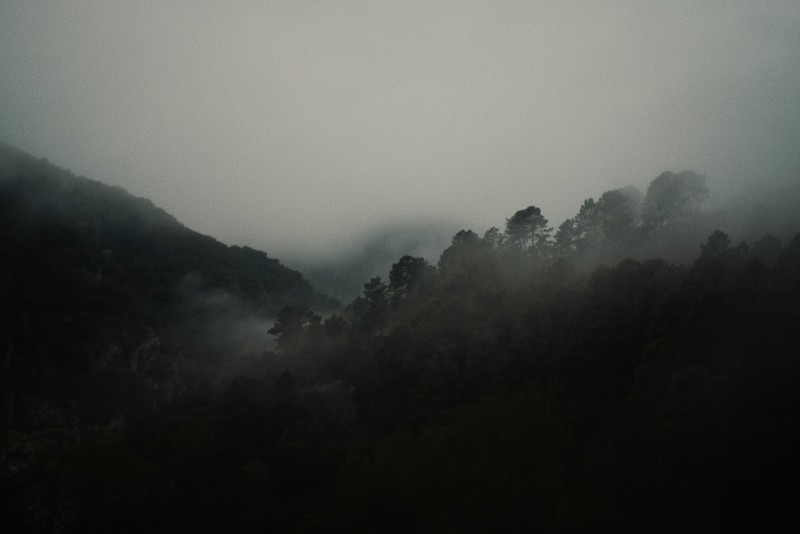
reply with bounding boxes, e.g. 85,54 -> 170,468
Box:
3,5 -> 800,527
1,1 -> 798,265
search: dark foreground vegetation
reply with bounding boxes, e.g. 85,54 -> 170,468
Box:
2,144 -> 799,532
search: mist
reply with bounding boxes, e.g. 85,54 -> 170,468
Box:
2,1 -> 798,265
3,2 -> 800,525
290,218 -> 461,301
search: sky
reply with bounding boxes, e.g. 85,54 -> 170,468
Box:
1,1 -> 799,263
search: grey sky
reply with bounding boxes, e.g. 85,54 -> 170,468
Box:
2,1 -> 799,262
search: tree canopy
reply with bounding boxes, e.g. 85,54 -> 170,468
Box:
4,147 -> 799,532
643,170 -> 708,228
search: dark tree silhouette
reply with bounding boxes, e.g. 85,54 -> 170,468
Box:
389,255 -> 433,295
505,205 -> 552,254
349,276 -> 390,334
268,305 -> 322,350
642,170 -> 708,228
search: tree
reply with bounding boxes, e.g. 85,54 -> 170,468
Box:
594,186 -> 642,247
554,218 -> 576,253
505,206 -> 552,254
389,255 -> 434,304
324,314 -> 348,339
438,230 -> 496,289
691,230 -> 751,286
363,276 -> 390,311
573,198 -> 599,246
268,305 -> 322,350
643,171 -> 707,229
438,230 -> 483,270
350,276 -> 390,334
483,226 -> 505,248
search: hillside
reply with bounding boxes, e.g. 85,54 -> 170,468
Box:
2,146 -> 799,532
0,144 -> 334,495
0,144 -> 333,308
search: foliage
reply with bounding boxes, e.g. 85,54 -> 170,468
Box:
505,205 -> 552,254
642,170 -> 708,229
2,145 -> 799,532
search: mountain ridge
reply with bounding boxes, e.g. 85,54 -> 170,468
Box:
0,142 -> 335,312
0,143 -> 335,475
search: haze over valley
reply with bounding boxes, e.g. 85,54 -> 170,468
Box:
2,1 -> 799,264
2,2 -> 800,532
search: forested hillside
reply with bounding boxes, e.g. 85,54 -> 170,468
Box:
0,144 -> 334,527
2,145 -> 799,532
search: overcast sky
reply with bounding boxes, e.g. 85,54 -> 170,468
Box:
2,1 -> 799,262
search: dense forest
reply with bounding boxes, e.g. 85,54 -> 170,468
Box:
2,144 -> 800,532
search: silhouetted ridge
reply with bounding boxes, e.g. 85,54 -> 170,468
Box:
0,144 -> 336,506
0,142 -> 332,310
